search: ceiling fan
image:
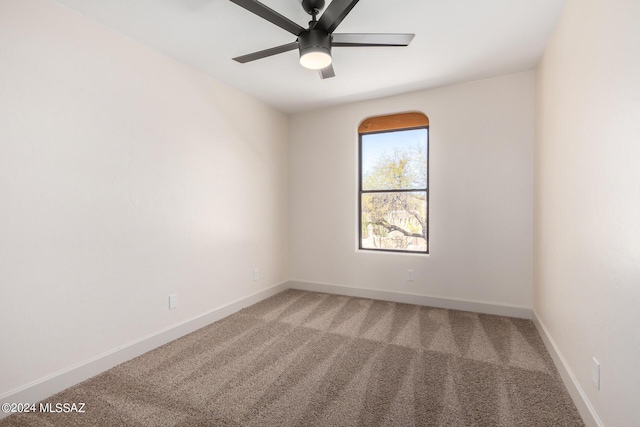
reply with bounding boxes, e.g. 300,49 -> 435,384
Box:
229,0 -> 415,79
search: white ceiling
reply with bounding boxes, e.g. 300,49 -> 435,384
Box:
54,0 -> 565,114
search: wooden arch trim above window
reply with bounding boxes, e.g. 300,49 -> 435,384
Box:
358,112 -> 429,134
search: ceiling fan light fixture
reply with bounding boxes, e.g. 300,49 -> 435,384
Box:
300,48 -> 332,70
298,29 -> 332,70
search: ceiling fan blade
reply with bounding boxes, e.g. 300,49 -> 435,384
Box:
332,33 -> 415,47
316,0 -> 360,34
233,41 -> 299,63
229,0 -> 305,36
318,64 -> 335,79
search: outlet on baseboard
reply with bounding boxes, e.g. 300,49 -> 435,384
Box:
592,357 -> 600,390
169,294 -> 178,310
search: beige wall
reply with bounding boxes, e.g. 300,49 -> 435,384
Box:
0,0 -> 289,395
289,71 -> 535,309
534,0 -> 640,425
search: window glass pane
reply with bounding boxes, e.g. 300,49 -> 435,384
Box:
361,191 -> 427,252
361,128 -> 428,191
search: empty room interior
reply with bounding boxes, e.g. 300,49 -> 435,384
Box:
1,0 -> 638,425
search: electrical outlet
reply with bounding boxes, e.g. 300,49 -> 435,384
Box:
169,294 -> 177,310
253,269 -> 259,281
406,269 -> 414,281
592,357 -> 600,390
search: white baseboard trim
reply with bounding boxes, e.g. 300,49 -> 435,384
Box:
0,281 -> 289,419
288,280 -> 532,319
532,310 -> 603,427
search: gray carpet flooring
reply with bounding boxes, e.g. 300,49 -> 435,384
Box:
1,289 -> 584,426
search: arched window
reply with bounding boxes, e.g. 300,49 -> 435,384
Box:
358,112 -> 429,253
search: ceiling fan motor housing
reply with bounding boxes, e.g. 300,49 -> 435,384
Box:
298,29 -> 332,57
